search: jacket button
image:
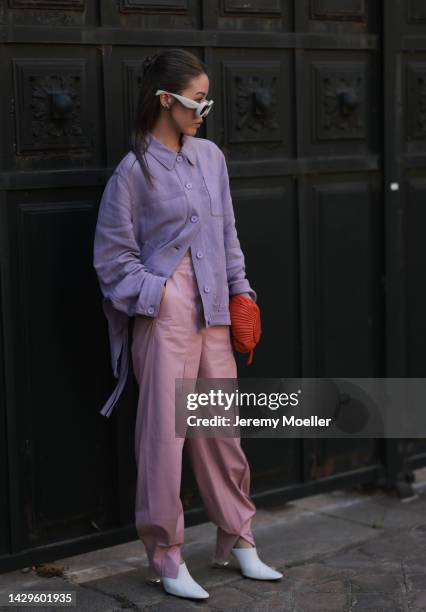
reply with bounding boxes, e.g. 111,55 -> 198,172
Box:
176,155 -> 183,162
185,182 -> 192,189
196,250 -> 203,258
204,285 -> 210,293
190,215 -> 198,223
148,307 -> 154,314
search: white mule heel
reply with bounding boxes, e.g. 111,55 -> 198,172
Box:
231,547 -> 283,580
161,561 -> 209,600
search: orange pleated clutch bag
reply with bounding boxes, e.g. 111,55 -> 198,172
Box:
229,294 -> 261,365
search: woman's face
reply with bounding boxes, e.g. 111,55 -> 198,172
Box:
166,72 -> 210,135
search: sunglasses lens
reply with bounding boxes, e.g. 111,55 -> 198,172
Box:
200,104 -> 212,118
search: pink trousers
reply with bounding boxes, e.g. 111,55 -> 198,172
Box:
131,247 -> 256,579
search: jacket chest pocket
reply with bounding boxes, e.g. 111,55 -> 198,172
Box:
202,173 -> 224,216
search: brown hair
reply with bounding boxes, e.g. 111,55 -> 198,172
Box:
129,48 -> 208,188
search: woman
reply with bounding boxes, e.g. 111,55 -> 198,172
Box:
93,48 -> 282,601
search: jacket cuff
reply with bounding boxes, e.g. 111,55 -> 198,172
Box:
138,273 -> 168,316
238,292 -> 254,301
229,280 -> 257,303
110,272 -> 167,317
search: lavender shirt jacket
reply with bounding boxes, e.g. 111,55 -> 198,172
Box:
93,132 -> 257,418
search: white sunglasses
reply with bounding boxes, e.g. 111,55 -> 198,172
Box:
155,89 -> 214,118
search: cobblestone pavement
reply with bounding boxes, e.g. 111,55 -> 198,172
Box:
1,473 -> 426,612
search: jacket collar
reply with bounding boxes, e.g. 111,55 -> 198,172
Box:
146,132 -> 197,170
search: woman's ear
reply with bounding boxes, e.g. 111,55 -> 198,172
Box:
159,92 -> 171,110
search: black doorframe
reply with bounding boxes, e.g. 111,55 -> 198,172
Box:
382,0 -> 426,496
